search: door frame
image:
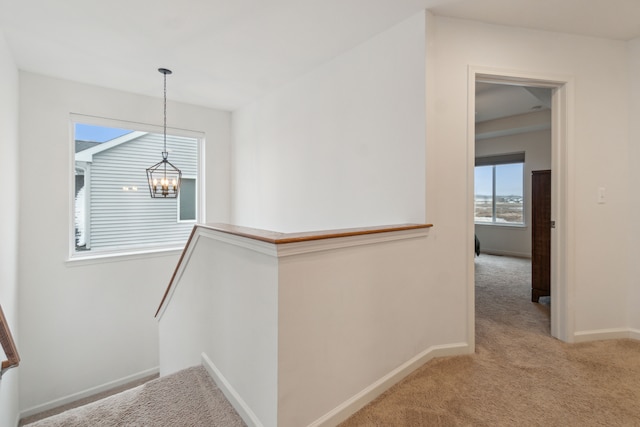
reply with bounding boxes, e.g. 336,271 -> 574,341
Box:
467,66 -> 575,344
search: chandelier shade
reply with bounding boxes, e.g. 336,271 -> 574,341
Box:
147,67 -> 181,198
146,154 -> 182,198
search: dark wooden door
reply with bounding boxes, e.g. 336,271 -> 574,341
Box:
531,170 -> 551,302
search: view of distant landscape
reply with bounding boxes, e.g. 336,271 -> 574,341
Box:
474,194 -> 524,223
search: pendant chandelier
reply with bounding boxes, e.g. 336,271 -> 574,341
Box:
146,68 -> 182,198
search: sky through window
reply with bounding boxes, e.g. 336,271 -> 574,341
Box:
75,123 -> 133,143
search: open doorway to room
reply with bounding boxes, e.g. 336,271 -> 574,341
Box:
469,71 -> 572,345
473,81 -> 553,337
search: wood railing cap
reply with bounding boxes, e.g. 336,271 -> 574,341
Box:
200,222 -> 433,244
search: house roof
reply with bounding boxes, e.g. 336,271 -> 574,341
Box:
75,140 -> 101,153
75,131 -> 147,163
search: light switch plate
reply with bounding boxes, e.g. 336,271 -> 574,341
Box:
597,186 -> 606,204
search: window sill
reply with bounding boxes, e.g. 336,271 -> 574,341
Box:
475,222 -> 528,229
66,245 -> 184,267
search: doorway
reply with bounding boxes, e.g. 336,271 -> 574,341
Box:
467,68 -> 573,345
474,81 -> 552,333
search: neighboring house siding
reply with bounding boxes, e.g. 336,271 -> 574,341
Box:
86,133 -> 197,251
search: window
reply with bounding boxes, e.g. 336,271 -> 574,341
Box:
71,116 -> 202,258
179,178 -> 197,221
475,153 -> 524,225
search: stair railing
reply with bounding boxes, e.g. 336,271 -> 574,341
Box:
0,303 -> 19,378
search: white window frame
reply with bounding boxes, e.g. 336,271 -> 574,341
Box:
68,113 -> 205,262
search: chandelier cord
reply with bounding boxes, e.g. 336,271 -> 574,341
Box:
163,71 -> 168,159
147,67 -> 180,198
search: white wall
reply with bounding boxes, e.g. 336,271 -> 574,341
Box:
276,229 -> 464,427
232,12 -> 426,232
0,30 -> 20,427
18,72 -> 231,414
432,16 -> 631,338
158,226 -> 465,427
475,120 -> 552,258
213,10 -> 476,424
628,38 -> 640,339
158,229 -> 279,427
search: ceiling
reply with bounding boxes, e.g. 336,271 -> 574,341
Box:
475,83 -> 551,123
0,0 -> 639,111
431,0 -> 640,41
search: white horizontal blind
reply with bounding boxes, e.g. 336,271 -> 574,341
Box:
85,133 -> 198,251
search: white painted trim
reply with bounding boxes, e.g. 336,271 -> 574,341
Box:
466,71 -> 477,354
155,226 -> 281,320
196,226 -> 430,258
158,226 -> 431,318
155,233 -> 202,320
573,328 -> 633,343
199,228 -> 278,257
19,366 -> 159,419
468,66 -> 575,344
69,113 -> 206,139
66,246 -> 182,266
275,228 -> 430,257
197,133 -> 206,225
630,329 -> 640,341
201,353 -> 264,427
307,342 -> 470,427
476,122 -> 550,141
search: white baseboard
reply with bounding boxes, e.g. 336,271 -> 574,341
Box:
201,344 -> 469,427
573,328 -> 634,343
201,353 -> 263,427
308,342 -> 470,427
630,329 -> 640,341
20,366 -> 159,419
479,249 -> 531,258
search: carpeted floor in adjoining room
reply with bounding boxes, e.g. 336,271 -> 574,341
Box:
340,254 -> 640,426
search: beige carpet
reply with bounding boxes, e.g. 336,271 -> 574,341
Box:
340,254 -> 640,426
22,366 -> 246,427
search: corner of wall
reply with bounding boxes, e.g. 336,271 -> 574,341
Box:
627,38 -> 640,334
0,26 -> 21,427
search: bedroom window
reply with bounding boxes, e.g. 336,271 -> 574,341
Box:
474,153 -> 524,225
71,115 -> 203,259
